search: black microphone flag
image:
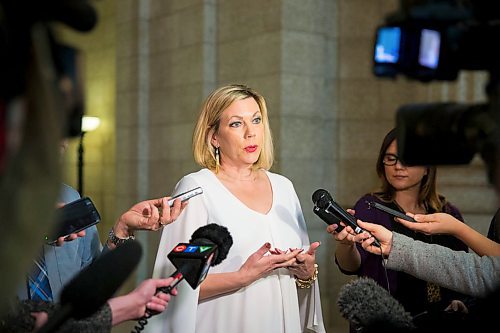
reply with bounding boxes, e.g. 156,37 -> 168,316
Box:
162,223 -> 233,292
38,241 -> 142,333
132,223 -> 233,333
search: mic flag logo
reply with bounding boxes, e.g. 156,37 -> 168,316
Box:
172,244 -> 214,253
173,244 -> 187,252
167,243 -> 218,289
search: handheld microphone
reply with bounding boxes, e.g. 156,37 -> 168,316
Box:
160,223 -> 233,293
312,189 -> 381,247
44,0 -> 98,32
38,240 -> 143,333
132,223 -> 233,333
337,277 -> 416,333
312,205 -> 345,232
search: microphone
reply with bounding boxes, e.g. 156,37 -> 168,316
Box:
312,204 -> 344,232
44,0 -> 98,32
132,223 -> 233,333
160,223 -> 233,293
38,240 -> 143,333
312,189 -> 381,247
337,277 -> 416,333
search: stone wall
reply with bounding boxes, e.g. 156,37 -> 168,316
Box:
59,1 -> 497,332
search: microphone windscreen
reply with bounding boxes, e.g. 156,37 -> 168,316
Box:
60,240 -> 142,319
312,189 -> 333,209
47,0 -> 98,32
190,223 -> 233,265
337,277 -> 416,333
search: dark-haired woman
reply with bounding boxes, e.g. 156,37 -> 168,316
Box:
330,128 -> 470,333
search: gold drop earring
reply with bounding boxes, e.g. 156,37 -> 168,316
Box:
215,146 -> 220,173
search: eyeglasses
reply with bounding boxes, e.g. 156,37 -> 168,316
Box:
382,153 -> 403,166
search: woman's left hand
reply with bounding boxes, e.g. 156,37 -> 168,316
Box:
286,241 -> 321,280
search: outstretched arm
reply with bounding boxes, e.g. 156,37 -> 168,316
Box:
107,277 -> 177,326
396,212 -> 500,256
356,220 -> 500,297
107,197 -> 188,249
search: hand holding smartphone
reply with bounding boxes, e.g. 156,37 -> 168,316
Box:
168,187 -> 203,206
46,197 -> 101,244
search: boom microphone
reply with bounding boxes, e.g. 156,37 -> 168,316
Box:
312,189 -> 381,247
37,0 -> 98,32
337,277 -> 416,333
38,240 -> 143,333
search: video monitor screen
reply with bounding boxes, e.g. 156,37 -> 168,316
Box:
374,27 -> 401,64
418,29 -> 441,69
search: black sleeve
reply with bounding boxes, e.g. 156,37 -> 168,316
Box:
0,299 -> 112,333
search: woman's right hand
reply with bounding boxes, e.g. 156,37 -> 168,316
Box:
238,243 -> 302,286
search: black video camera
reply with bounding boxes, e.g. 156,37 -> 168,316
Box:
373,0 -> 500,186
373,1 -> 500,82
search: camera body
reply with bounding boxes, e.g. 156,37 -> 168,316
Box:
373,1 -> 500,82
373,0 -> 500,186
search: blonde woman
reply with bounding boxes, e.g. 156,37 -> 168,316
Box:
148,84 -> 325,333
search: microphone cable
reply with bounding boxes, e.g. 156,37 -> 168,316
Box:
133,274 -> 190,332
379,245 -> 391,293
132,275 -> 182,333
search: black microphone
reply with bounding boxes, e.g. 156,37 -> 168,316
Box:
44,0 -> 98,32
312,189 -> 381,247
337,277 -> 416,333
160,223 -> 233,293
38,240 -> 143,333
312,205 -> 344,232
132,223 -> 233,333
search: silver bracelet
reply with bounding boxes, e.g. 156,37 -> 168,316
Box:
107,227 -> 135,247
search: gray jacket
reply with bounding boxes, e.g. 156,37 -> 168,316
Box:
387,232 -> 500,297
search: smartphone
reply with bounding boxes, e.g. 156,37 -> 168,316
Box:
367,201 -> 416,222
46,197 -> 101,244
167,187 -> 203,206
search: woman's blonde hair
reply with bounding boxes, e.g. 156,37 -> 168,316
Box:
192,84 -> 274,171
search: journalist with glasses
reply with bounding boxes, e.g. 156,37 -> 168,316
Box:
327,128 -> 473,333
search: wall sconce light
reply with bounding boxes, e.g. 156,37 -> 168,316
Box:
78,116 -> 101,195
